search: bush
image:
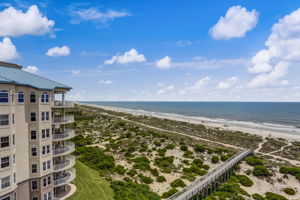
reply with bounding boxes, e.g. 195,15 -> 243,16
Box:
154,141 -> 161,147
183,150 -> 194,159
265,192 -> 288,200
211,155 -> 220,164
154,156 -> 174,173
236,175 -> 253,187
150,168 -> 159,177
252,193 -> 265,200
111,181 -> 160,200
192,159 -> 203,167
127,169 -> 137,177
157,176 -> 166,183
245,156 -> 264,166
138,174 -> 154,184
161,188 -> 178,198
165,144 -> 175,150
202,164 -> 210,170
220,154 -> 230,161
283,187 -> 296,195
194,145 -> 206,152
115,165 -> 126,175
180,145 -> 188,151
253,165 -> 271,177
279,166 -> 300,180
132,157 -> 150,171
170,179 -> 186,188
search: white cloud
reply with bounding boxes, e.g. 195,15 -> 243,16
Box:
156,85 -> 174,95
0,37 -> 18,61
176,40 -> 192,46
179,77 -> 211,95
71,70 -> 80,74
0,5 -> 54,37
104,49 -> 146,65
156,56 -> 172,69
98,80 -> 113,85
248,8 -> 300,87
210,5 -> 258,40
46,46 -> 70,57
23,66 -> 39,74
217,77 -> 238,89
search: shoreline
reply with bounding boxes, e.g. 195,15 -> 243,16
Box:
77,102 -> 300,141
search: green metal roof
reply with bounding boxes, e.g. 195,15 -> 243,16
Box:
0,66 -> 72,90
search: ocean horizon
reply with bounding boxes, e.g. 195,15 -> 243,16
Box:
81,101 -> 300,129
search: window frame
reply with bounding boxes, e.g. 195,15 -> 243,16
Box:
18,92 -> 24,103
31,180 -> 38,191
30,92 -> 36,103
30,113 -> 36,122
0,115 -> 9,126
0,136 -> 9,148
0,91 -> 9,103
1,156 -> 9,169
1,176 -> 10,189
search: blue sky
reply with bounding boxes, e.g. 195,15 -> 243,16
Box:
1,0 -> 300,101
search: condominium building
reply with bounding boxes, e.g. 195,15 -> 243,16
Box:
0,61 -> 76,200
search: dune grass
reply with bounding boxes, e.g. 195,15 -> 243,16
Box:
67,160 -> 114,200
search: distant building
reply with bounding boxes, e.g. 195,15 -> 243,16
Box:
0,61 -> 76,200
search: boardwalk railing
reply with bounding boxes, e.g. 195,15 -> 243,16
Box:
168,149 -> 253,200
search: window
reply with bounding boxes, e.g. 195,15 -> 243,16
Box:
30,113 -> 36,122
2,196 -> 11,200
31,180 -> 38,190
32,164 -> 37,173
12,114 -> 14,125
13,173 -> 15,183
42,145 -> 50,155
42,129 -> 50,139
0,137 -> 9,148
30,93 -> 36,103
0,91 -> 9,103
41,112 -> 49,121
1,176 -> 10,189
43,176 -> 51,187
12,154 -> 15,164
43,192 -> 51,200
31,131 -> 37,140
31,147 -> 37,157
1,157 -> 9,168
41,93 -> 49,103
32,198 -> 38,200
42,160 -> 51,171
0,115 -> 9,126
18,92 -> 24,103
12,135 -> 15,145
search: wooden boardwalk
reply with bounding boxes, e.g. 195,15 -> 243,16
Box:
168,149 -> 253,200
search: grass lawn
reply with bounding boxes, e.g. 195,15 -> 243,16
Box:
67,160 -> 114,200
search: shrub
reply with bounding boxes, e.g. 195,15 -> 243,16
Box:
170,179 -> 186,188
165,144 -> 175,150
115,165 -> 126,175
154,141 -> 162,147
265,192 -> 288,200
202,164 -> 210,170
252,193 -> 265,200
236,175 -> 253,187
253,165 -> 271,177
132,157 -> 150,171
279,166 -> 300,180
220,154 -> 230,161
180,145 -> 188,151
192,159 -> 203,167
154,156 -> 174,173
138,174 -> 154,184
150,168 -> 159,177
183,150 -> 194,159
182,160 -> 190,165
127,169 -> 137,177
161,188 -> 178,198
194,145 -> 206,152
245,156 -> 264,166
157,148 -> 166,157
157,176 -> 166,183
123,177 -> 132,182
211,155 -> 220,164
283,187 -> 296,195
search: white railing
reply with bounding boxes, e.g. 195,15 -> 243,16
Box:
54,168 -> 76,187
53,101 -> 74,108
53,129 -> 75,141
53,155 -> 75,172
52,116 -> 74,124
53,142 -> 75,157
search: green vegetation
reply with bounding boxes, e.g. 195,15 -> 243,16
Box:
252,193 -> 265,200
138,174 -> 154,184
211,155 -> 220,164
279,166 -> 300,180
132,156 -> 150,171
154,156 -> 174,173
156,176 -> 166,182
67,160 -> 114,200
194,145 -> 206,152
161,188 -> 178,198
283,187 -> 296,195
111,181 -> 160,200
170,179 -> 186,188
265,192 -> 288,200
245,156 -> 264,166
236,175 -> 253,187
253,165 -> 271,177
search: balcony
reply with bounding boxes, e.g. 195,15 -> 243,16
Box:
54,155 -> 75,172
53,129 -> 75,141
53,142 -> 75,157
53,101 -> 74,108
53,184 -> 76,200
54,168 -> 76,187
52,116 -> 74,125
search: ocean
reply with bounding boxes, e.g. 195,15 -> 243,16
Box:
83,102 -> 300,132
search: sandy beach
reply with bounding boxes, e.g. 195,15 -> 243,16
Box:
78,102 -> 300,141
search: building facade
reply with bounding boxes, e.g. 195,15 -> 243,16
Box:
0,61 -> 76,200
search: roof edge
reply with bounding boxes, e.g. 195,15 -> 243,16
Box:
0,61 -> 22,69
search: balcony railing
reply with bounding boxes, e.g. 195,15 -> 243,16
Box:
53,129 -> 75,141
53,101 -> 74,108
53,142 -> 75,157
54,168 -> 76,187
53,155 -> 75,172
52,116 -> 74,124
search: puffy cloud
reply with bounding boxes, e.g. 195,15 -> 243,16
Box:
156,85 -> 174,95
217,77 -> 238,89
23,66 -> 39,74
0,37 -> 18,61
248,8 -> 300,87
98,80 -> 113,85
210,5 -> 258,40
46,46 -> 70,57
0,5 -> 54,37
156,56 -> 172,69
75,8 -> 130,22
179,77 -> 211,95
104,49 -> 146,65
